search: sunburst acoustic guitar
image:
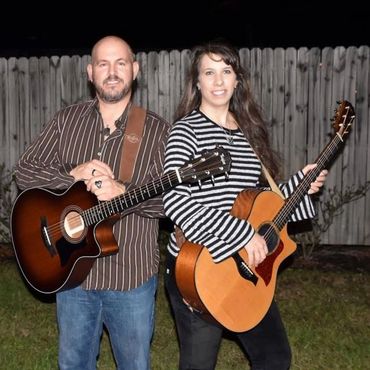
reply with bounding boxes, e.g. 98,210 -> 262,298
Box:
11,147 -> 231,294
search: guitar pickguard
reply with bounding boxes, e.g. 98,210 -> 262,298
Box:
256,240 -> 284,286
56,237 -> 87,267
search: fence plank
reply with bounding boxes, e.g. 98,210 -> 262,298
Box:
180,49 -> 191,96
158,50 -> 170,121
250,48 -> 262,104
147,51 -> 159,113
283,48 -> 297,177
341,47 -> 358,244
355,46 -> 370,244
135,52 -> 148,108
261,48 -> 274,126
29,57 -> 41,148
169,50 -> 181,122
271,48 -> 285,161
39,57 -> 52,131
295,47 -> 309,170
0,58 -> 8,168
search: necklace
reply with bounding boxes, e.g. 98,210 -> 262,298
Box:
220,125 -> 234,145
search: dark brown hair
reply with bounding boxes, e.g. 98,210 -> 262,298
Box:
175,40 -> 281,181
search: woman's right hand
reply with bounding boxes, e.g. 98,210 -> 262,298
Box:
244,233 -> 268,267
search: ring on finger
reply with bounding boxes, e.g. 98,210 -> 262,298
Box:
92,168 -> 96,176
95,180 -> 102,189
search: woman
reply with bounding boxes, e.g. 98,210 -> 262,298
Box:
163,41 -> 327,370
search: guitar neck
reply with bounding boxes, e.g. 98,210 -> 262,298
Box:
274,133 -> 344,230
77,147 -> 232,226
82,171 -> 180,225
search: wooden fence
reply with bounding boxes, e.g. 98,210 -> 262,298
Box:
0,46 -> 369,245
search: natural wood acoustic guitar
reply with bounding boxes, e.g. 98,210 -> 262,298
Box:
175,100 -> 355,332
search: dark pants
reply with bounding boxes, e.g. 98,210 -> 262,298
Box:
164,253 -> 291,370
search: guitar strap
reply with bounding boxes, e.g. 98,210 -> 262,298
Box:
119,105 -> 146,183
249,141 -> 285,199
260,162 -> 285,199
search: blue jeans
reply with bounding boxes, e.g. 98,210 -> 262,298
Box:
56,275 -> 157,370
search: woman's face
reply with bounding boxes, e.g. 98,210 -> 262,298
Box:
197,53 -> 238,109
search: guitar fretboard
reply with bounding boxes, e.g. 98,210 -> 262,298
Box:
82,171 -> 180,225
274,133 -> 344,231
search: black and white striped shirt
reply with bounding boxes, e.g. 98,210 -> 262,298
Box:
15,98 -> 171,290
163,109 -> 315,262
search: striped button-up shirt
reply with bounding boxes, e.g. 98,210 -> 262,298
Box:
15,98 -> 171,290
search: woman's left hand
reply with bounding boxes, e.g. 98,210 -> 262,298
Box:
302,164 -> 328,195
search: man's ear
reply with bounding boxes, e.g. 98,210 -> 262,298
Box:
87,64 -> 93,82
133,61 -> 139,80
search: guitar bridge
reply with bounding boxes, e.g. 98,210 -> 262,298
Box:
41,216 -> 57,256
232,253 -> 258,285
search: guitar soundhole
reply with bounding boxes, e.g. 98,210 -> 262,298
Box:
61,206 -> 87,243
258,223 -> 279,254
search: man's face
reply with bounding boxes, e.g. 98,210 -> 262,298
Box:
88,39 -> 139,103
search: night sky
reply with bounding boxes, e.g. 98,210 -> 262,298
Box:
1,1 -> 369,57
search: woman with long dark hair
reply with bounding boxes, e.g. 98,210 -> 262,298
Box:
163,41 -> 327,369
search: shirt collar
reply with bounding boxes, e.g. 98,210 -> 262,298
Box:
82,97 -> 132,130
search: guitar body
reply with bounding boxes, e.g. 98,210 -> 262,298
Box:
175,188 -> 296,332
11,181 -> 119,294
11,148 -> 232,294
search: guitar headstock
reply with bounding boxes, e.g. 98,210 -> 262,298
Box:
179,147 -> 231,183
332,100 -> 355,139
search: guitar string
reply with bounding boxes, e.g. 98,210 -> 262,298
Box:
264,139 -> 335,243
44,172 -> 180,234
41,109 -> 353,247
46,135 -> 338,249
44,171 -> 182,237
262,136 -> 339,245
44,157 -> 224,236
276,136 -> 338,226
280,108 -> 353,224
45,132 -> 344,255
46,136 -> 338,244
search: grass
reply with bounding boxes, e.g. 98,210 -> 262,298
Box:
1,256 -> 369,369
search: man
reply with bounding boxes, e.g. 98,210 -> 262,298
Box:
14,36 -> 170,370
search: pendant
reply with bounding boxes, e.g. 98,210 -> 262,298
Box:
227,135 -> 234,145
220,125 -> 234,145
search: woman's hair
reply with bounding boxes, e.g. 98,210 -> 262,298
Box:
175,40 -> 281,180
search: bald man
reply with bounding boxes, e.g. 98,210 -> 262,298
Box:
15,36 -> 171,370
